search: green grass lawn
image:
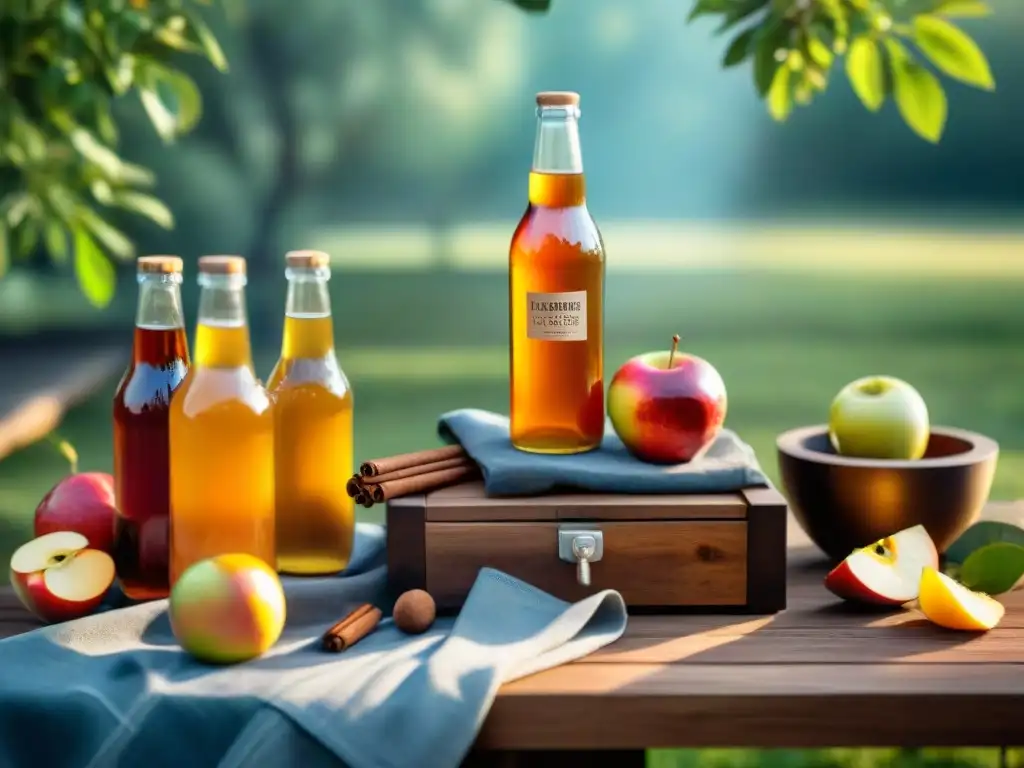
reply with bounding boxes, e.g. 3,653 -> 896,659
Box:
1,267 -> 1022,766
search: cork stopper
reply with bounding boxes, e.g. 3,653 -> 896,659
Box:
536,91 -> 580,108
137,255 -> 183,274
198,255 -> 246,275
285,250 -> 330,269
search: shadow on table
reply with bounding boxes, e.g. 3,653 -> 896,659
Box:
590,543 -> 984,668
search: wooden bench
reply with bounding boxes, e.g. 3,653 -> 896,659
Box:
2,502 -> 1022,767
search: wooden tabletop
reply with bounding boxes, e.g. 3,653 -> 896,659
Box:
2,502 -> 1022,751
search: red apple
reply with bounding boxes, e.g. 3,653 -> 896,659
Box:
10,531 -> 116,624
825,524 -> 939,606
35,472 -> 117,555
607,334 -> 728,464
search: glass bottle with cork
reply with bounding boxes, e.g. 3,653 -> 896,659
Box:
509,91 -> 606,454
168,255 -> 275,585
112,255 -> 190,600
268,250 -> 355,575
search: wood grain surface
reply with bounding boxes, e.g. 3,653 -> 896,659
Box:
424,481 -> 748,521
424,520 -> 748,608
2,500 -> 1023,750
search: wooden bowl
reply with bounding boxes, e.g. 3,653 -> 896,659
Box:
777,425 -> 998,562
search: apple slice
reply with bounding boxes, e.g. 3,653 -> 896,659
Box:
10,531 -> 116,624
824,524 -> 939,606
918,566 -> 1004,631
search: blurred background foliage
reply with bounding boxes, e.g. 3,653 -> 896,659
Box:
0,0 -> 1000,305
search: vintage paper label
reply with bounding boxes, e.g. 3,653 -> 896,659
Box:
526,290 -> 587,341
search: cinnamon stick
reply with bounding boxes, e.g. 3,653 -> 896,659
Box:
346,475 -> 364,498
360,444 -> 465,477
321,603 -> 382,652
347,456 -> 473,499
370,463 -> 479,503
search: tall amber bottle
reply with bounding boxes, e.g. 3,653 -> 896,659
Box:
113,256 -> 190,600
267,250 -> 354,575
168,255 -> 275,585
509,91 -> 605,453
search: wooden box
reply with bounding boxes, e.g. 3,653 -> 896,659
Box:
386,481 -> 788,613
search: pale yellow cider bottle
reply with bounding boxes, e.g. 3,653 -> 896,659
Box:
169,256 -> 275,585
267,250 -> 354,575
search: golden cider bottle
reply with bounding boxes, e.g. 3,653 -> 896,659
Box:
267,250 -> 354,575
509,91 -> 605,454
168,255 -> 275,585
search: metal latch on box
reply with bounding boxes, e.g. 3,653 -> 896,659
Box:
558,528 -> 604,587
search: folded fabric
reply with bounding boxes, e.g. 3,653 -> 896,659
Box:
438,408 -> 769,496
0,523 -> 627,768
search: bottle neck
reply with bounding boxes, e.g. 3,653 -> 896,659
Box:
136,274 -> 185,330
194,273 -> 253,369
529,104 -> 585,207
281,265 -> 335,359
133,273 -> 188,365
532,105 -> 583,174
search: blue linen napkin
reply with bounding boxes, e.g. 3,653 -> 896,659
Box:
0,523 -> 627,768
438,408 -> 768,495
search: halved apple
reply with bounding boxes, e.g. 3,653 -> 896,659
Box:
824,524 -> 939,606
10,531 -> 116,624
918,567 -> 1005,631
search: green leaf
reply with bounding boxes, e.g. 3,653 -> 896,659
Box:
819,0 -> 850,40
1,192 -> 32,229
886,39 -> 948,143
138,63 -> 203,141
767,64 -> 792,121
959,542 -> 1024,595
507,0 -> 551,11
914,14 -> 995,90
44,221 -> 68,264
846,36 -> 885,111
94,101 -> 119,144
716,0 -> 770,34
117,162 -> 157,188
934,0 -> 992,18
0,224 -> 8,280
753,20 -> 788,96
69,128 -> 125,178
688,0 -> 731,22
76,207 -> 134,259
723,26 -> 758,67
73,227 -> 115,308
16,220 -> 39,255
946,520 -> 1024,564
184,10 -> 229,72
154,24 -> 204,56
807,36 -> 834,68
109,191 -> 174,229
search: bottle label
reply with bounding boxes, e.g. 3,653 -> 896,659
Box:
526,291 -> 587,342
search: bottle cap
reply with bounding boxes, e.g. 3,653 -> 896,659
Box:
285,250 -> 330,269
536,91 -> 580,108
137,255 -> 183,274
198,255 -> 246,275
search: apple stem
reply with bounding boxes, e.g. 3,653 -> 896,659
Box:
668,334 -> 681,368
46,433 -> 79,475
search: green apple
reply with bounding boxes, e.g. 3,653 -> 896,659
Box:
828,376 -> 930,460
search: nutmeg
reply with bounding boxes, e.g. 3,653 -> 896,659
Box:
393,589 -> 436,635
